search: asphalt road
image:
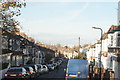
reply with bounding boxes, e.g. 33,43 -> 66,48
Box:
38,59 -> 68,79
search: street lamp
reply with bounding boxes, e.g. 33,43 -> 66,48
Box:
92,27 -> 103,80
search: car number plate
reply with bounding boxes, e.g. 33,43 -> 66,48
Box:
69,75 -> 77,77
10,74 -> 16,76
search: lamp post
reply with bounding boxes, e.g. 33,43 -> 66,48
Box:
79,37 -> 80,48
92,27 -> 103,80
78,37 -> 80,52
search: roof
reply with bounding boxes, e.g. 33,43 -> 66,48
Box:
2,49 -> 12,54
107,25 -> 120,34
68,59 -> 88,63
8,67 -> 23,69
12,51 -> 24,56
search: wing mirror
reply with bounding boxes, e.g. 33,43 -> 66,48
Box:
64,69 -> 66,72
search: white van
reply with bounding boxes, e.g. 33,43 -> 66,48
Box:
66,59 -> 89,80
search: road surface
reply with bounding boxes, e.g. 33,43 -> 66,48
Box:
37,59 -> 68,80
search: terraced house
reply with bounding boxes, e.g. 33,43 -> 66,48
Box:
107,25 -> 120,79
86,25 -> 120,79
0,27 -> 55,69
86,1 -> 120,79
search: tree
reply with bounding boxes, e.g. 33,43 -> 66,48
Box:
1,0 -> 26,32
74,52 -> 84,59
64,45 -> 68,49
45,53 -> 53,63
72,46 -> 79,52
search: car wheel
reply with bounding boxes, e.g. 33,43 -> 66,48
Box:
21,76 -> 25,78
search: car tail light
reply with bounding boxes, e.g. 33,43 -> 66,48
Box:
18,73 -> 23,77
30,71 -> 32,74
87,74 -> 90,79
4,74 -> 8,77
66,73 -> 68,78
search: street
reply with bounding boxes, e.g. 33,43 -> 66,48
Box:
1,1 -> 120,80
37,59 -> 68,80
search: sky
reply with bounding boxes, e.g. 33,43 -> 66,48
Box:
17,0 -> 120,46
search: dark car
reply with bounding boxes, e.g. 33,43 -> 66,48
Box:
66,59 -> 89,80
26,64 -> 38,73
53,63 -> 57,68
24,66 -> 34,77
46,64 -> 55,71
4,67 -> 27,78
36,64 -> 44,76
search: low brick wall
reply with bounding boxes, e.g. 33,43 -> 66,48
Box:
91,66 -> 115,79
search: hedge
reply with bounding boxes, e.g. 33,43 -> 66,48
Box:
0,62 -> 9,70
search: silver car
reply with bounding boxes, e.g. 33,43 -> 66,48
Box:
36,64 -> 44,74
42,65 -> 49,73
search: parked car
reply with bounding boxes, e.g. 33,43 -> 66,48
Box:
24,66 -> 35,77
46,64 -> 55,71
42,65 -> 49,73
56,61 -> 61,66
53,63 -> 57,68
36,64 -> 44,74
4,67 -> 28,78
26,64 -> 38,73
65,59 -> 89,80
59,60 -> 62,64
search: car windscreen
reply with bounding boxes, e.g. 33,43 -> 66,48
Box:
7,68 -> 22,72
30,66 -> 36,71
31,66 -> 35,69
37,65 -> 41,68
24,67 -> 29,71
